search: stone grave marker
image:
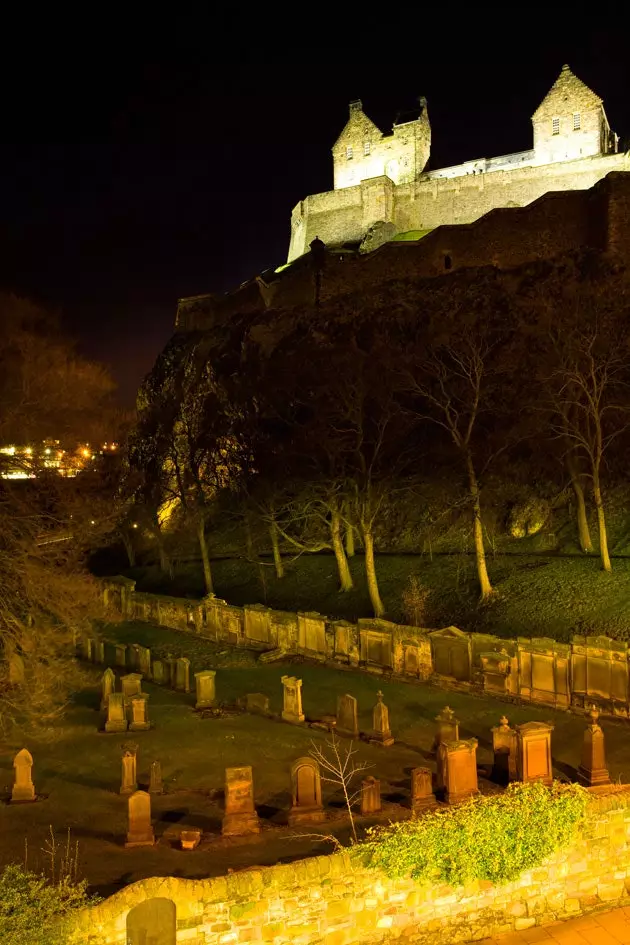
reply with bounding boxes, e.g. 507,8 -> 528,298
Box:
152,660 -> 165,685
222,765 -> 261,836
132,645 -> 152,679
175,658 -> 191,693
438,739 -> 480,805
11,749 -> 35,803
121,673 -> 143,703
336,693 -> 359,738
491,715 -> 517,784
94,639 -> 105,664
244,692 -> 270,715
281,675 -> 304,723
369,691 -> 394,747
361,776 -> 381,815
195,670 -> 216,710
8,651 -> 25,685
120,747 -> 138,794
125,790 -> 155,847
100,667 -> 116,711
105,693 -> 128,733
129,694 -> 150,732
411,767 -> 437,812
515,721 -> 554,786
114,644 -> 127,668
288,757 -> 325,825
432,706 -> 459,752
577,706 -> 610,787
149,760 -> 163,795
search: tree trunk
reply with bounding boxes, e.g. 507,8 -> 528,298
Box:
331,509 -> 353,591
362,526 -> 385,617
269,521 -> 284,579
465,450 -> 494,600
120,530 -> 136,568
197,519 -> 214,595
345,521 -> 355,558
593,470 -> 612,572
567,454 -> 593,553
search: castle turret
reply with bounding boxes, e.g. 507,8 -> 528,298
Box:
532,64 -> 618,165
332,98 -> 430,191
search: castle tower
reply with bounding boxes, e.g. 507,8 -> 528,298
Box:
532,64 -> 618,165
332,98 -> 431,191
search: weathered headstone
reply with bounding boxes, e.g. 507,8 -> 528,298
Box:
165,658 -> 177,688
432,706 -> 459,752
125,790 -> 154,847
370,691 -> 394,747
491,715 -> 517,784
94,639 -> 105,664
11,749 -> 35,803
120,747 -> 138,794
336,693 -> 359,738
244,692 -> 270,715
195,670 -> 216,710
360,776 -> 381,815
515,721 -> 554,786
121,673 -> 143,703
114,644 -> 127,668
8,650 -> 25,685
577,706 -> 610,787
132,645 -> 152,679
149,760 -> 163,795
100,667 -> 116,711
288,757 -> 325,825
174,657 -> 191,693
411,767 -> 437,812
281,675 -> 304,724
152,660 -> 165,685
129,694 -> 150,732
438,739 -> 480,805
105,693 -> 128,733
222,765 -> 261,836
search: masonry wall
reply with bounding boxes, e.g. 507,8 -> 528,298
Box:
72,786 -> 630,945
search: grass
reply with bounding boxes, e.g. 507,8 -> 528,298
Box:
2,624 -> 629,897
118,551 -> 630,644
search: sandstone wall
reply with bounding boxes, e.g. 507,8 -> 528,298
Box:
72,785 -> 630,944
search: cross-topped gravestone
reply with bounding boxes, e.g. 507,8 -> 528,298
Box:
125,790 -> 154,847
370,691 -> 394,746
577,706 -> 610,787
222,765 -> 261,836
288,757 -> 325,825
432,706 -> 459,752
281,675 -> 304,723
11,749 -> 35,803
336,693 -> 359,738
491,715 -> 517,784
100,667 -> 116,711
195,670 -> 216,710
105,693 -> 128,733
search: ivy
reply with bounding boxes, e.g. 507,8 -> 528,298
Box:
0,865 -> 96,945
355,781 -> 588,886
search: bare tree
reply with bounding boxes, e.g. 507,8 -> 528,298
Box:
309,734 -> 372,844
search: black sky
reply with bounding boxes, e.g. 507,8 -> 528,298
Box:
0,18 -> 627,403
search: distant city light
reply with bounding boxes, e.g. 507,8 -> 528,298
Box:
0,440 -> 118,479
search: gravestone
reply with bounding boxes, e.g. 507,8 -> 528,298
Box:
149,760 -> 163,795
577,706 -> 610,787
120,747 -> 138,794
165,658 -> 177,688
491,715 -> 517,784
336,693 -> 359,738
438,739 -> 480,805
370,691 -> 394,747
132,645 -> 152,679
281,675 -> 304,724
114,644 -> 127,668
94,639 -> 105,664
195,670 -> 216,710
411,767 -> 437,812
8,651 -> 25,685
121,673 -> 143,703
222,765 -> 261,836
432,706 -> 459,752
515,721 -> 554,786
288,757 -> 325,825
244,692 -> 270,715
100,667 -> 116,711
11,748 -> 35,803
84,637 -> 95,662
105,693 -> 128,733
175,658 -> 191,693
129,694 -> 150,732
361,776 -> 381,815
125,790 -> 154,847
152,660 -> 165,685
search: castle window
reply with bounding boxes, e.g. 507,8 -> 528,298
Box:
573,112 -> 581,130
346,146 -> 353,160
364,141 -> 371,156
552,117 -> 560,135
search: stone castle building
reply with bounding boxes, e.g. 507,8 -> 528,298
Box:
287,65 -> 624,261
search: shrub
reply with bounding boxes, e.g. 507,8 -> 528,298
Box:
355,781 -> 588,886
401,574 -> 430,627
0,864 -> 95,945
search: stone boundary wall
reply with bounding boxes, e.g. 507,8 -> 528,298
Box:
73,785 -> 630,944
103,576 -> 630,719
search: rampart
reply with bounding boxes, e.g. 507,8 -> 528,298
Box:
73,785 -> 630,944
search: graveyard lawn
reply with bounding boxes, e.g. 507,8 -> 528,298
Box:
2,623 -> 630,897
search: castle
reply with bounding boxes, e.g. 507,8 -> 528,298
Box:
287,65 -> 624,261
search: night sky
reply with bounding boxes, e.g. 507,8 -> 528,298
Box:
0,21 -> 627,403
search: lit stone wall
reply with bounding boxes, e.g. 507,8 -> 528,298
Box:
72,786 -> 630,944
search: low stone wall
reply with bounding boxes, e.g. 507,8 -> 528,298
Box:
102,576 -> 630,719
73,784 -> 630,944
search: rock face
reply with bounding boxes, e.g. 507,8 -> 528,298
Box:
359,221 -> 398,254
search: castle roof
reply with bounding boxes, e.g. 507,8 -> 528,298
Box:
532,64 -> 603,119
